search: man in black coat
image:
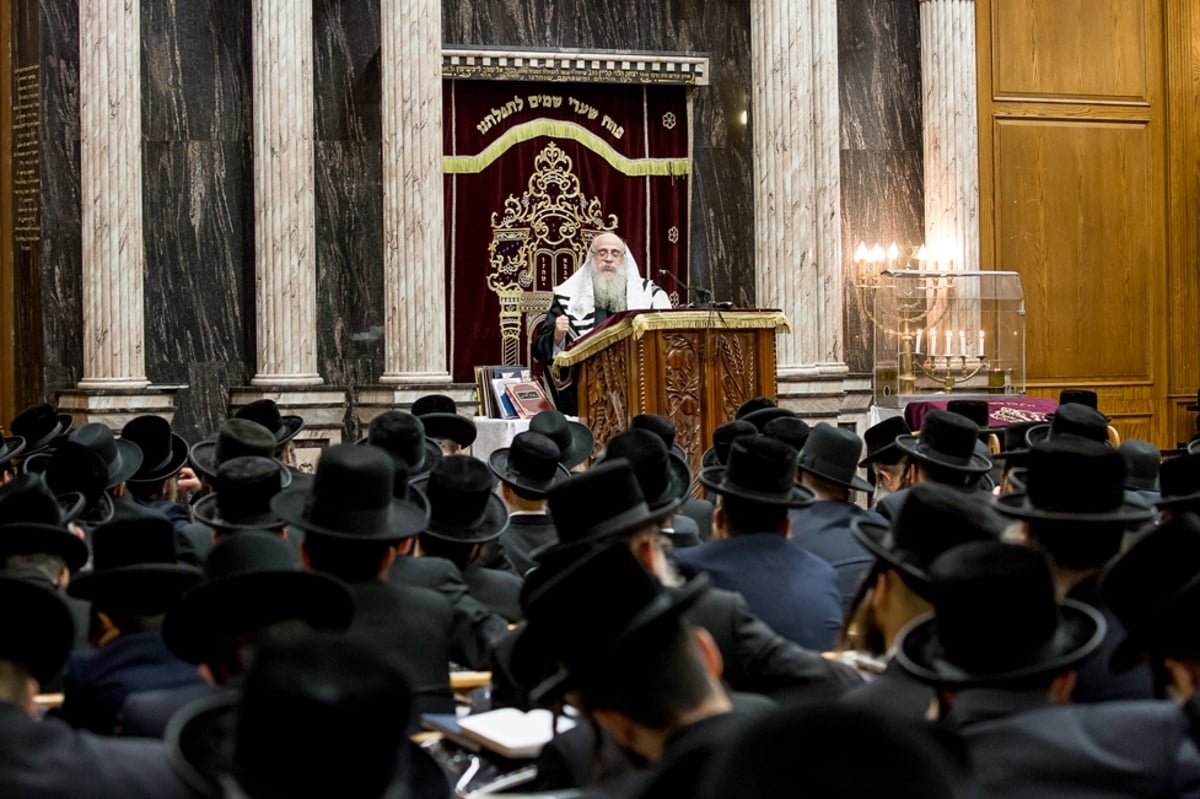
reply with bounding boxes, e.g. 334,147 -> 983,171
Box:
875,410 -> 993,521
276,443 -> 458,725
489,431 -> 568,576
0,574 -> 195,797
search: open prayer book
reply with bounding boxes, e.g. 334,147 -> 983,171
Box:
422,708 -> 576,759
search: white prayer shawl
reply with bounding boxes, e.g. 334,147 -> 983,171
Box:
554,248 -> 672,341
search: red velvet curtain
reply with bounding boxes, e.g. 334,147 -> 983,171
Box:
443,79 -> 690,382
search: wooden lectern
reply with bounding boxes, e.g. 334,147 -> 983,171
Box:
552,309 -> 791,477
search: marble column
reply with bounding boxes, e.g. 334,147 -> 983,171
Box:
77,0 -> 147,390
920,0 -> 979,271
377,0 -> 450,384
751,0 -> 846,382
249,0 -> 321,386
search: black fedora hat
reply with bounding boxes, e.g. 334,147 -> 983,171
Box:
735,396 -> 776,419
798,423 -> 872,492
121,415 -> 189,484
994,438 -> 1156,525
192,456 -> 288,533
896,541 -> 1105,687
25,441 -> 115,527
1155,453 -> 1200,511
69,423 -> 143,489
68,514 -> 202,614
515,542 -> 709,705
0,575 -> 76,686
167,634 -> 449,799
0,474 -> 89,573
273,444 -> 427,543
0,435 -> 25,464
701,420 -> 758,469
9,403 -> 67,456
859,416 -> 911,468
946,399 -> 998,432
411,394 -> 476,448
529,410 -> 593,469
360,411 -> 442,477
539,459 -> 678,557
762,416 -> 812,454
163,531 -> 355,666
1101,513 -> 1200,671
629,413 -> 687,461
1119,439 -> 1161,493
412,455 -> 509,544
189,419 -> 289,484
488,431 -> 569,498
600,428 -> 689,516
1059,388 -> 1101,411
741,406 -> 797,434
852,482 -> 1006,598
234,399 -> 303,445
894,410 -> 992,474
990,420 -> 1042,466
1025,403 -> 1111,447
699,436 -> 815,507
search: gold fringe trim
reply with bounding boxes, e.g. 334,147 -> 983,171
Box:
554,310 -> 791,368
444,121 -> 691,177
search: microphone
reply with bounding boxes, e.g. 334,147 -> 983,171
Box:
658,269 -> 715,306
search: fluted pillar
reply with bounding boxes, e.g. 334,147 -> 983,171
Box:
751,0 -> 844,375
77,0 -> 147,389
378,0 -> 450,384
920,0 -> 980,271
249,1 -> 320,386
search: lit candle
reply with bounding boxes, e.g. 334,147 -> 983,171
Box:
929,329 -> 937,356
959,330 -> 967,357
887,242 -> 900,267
854,242 -> 867,264
944,329 -> 952,356
916,245 -> 928,269
914,329 -> 923,354
978,329 -> 985,357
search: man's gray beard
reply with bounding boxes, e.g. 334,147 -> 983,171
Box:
592,266 -> 628,313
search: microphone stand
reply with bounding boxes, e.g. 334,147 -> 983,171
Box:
658,269 -> 721,309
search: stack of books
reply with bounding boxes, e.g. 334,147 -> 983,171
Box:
474,366 -> 554,419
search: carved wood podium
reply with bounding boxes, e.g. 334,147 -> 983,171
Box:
552,309 -> 791,477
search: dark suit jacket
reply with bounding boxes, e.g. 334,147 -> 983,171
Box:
499,512 -> 558,577
387,555 -> 509,670
678,498 -> 714,542
0,702 -> 194,797
346,581 -> 455,725
58,631 -> 204,734
1067,575 -> 1155,703
673,534 -> 843,651
949,689 -> 1200,799
842,656 -> 933,719
788,501 -> 881,609
115,682 -> 218,739
463,564 -> 523,623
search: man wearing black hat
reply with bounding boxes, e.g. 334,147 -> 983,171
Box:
877,409 -> 993,521
896,541 -> 1200,799
1155,452 -> 1200,523
1120,439 -> 1163,508
995,438 -> 1157,702
363,410 -> 443,478
629,413 -> 713,539
233,398 -> 307,484
841,483 -> 1006,718
276,443 -> 459,724
529,409 -> 595,471
118,531 -> 355,738
489,431 -> 568,577
190,456 -> 291,550
789,423 -> 882,609
412,394 -> 477,455
0,575 -> 196,797
858,415 -> 911,509
59,515 -> 204,734
516,542 -> 761,798
673,436 -> 843,650
603,428 -> 701,548
414,455 -> 521,622
119,415 -> 196,533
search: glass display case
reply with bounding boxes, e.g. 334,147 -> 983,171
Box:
869,270 -> 1025,407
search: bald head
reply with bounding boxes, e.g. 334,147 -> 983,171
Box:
590,233 -> 626,275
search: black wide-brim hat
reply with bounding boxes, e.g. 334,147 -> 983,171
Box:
488,448 -> 570,497
699,464 -> 813,507
163,571 -> 355,666
271,486 -> 428,543
191,493 -> 287,534
993,489 -> 1155,525
0,520 -> 90,574
69,424 -> 145,489
411,473 -> 509,544
9,403 -> 67,456
894,434 -> 992,474
417,413 -> 477,448
0,575 -> 76,686
896,598 -> 1104,687
189,441 -> 293,488
127,432 -> 190,485
356,434 -> 444,478
0,436 -> 26,463
69,563 -> 203,615
529,411 -> 594,469
166,691 -> 450,799
740,406 -> 797,433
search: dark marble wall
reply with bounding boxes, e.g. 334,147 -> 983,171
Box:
445,0 -> 755,306
838,0 -> 925,373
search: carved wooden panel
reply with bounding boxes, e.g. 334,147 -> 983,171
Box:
712,332 -> 758,423
661,332 -> 703,476
584,344 -> 631,453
